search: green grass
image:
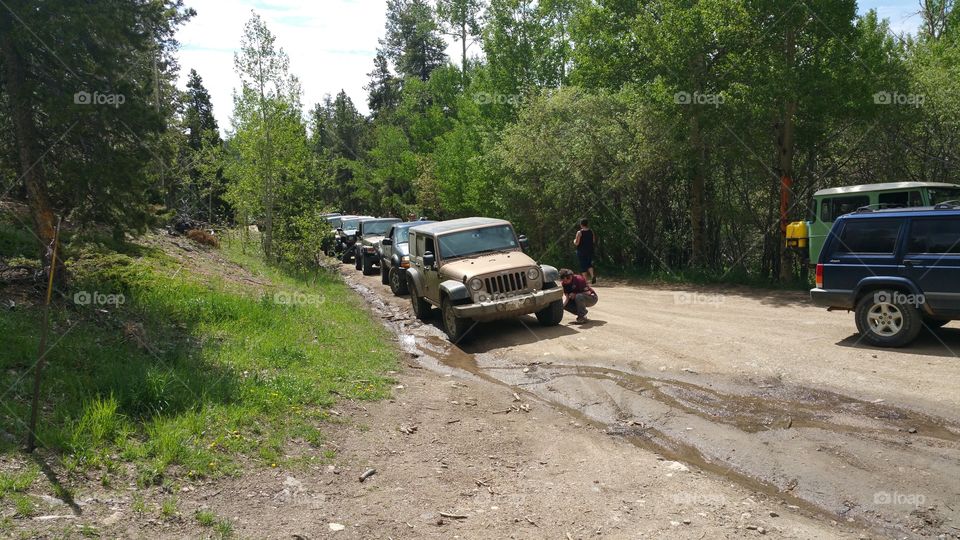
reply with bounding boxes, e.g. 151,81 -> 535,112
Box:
160,496 -> 178,518
0,224 -> 397,486
195,509 -> 217,526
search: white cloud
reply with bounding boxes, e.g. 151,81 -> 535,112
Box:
176,0 -> 388,132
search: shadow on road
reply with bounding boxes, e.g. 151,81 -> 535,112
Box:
835,326 -> 960,358
458,315 -> 581,353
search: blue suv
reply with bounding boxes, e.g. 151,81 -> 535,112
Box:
810,204 -> 960,347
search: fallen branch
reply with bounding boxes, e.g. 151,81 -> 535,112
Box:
439,512 -> 468,519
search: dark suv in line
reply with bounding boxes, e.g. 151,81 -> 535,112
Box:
810,204 -> 960,347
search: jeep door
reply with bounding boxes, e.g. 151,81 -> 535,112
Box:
421,235 -> 440,301
382,226 -> 396,264
823,218 -> 905,293
903,217 -> 960,317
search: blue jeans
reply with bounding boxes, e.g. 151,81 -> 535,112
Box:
565,293 -> 598,318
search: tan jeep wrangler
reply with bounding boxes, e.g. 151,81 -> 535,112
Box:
405,217 -> 565,341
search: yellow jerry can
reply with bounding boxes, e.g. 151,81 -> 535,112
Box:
785,221 -> 808,248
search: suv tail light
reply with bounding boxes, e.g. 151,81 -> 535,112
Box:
815,264 -> 823,288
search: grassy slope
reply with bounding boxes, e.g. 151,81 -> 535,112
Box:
0,227 -> 396,522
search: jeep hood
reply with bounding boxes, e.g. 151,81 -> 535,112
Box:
363,234 -> 386,245
441,251 -> 535,281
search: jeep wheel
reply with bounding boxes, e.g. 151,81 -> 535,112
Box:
855,290 -> 923,347
409,283 -> 433,320
341,250 -> 352,264
362,254 -> 376,275
535,299 -> 564,326
380,261 -> 390,284
441,297 -> 471,342
355,250 -> 363,271
389,267 -> 408,296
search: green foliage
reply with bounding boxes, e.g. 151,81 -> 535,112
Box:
0,232 -> 397,483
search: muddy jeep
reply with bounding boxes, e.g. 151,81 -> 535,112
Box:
354,218 -> 401,275
406,217 -> 565,341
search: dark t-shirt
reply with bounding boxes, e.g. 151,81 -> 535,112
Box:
563,275 -> 597,297
577,229 -> 594,256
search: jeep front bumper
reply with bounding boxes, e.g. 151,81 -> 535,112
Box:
452,288 -> 564,322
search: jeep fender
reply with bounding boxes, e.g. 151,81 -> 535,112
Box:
391,253 -> 402,268
854,277 -> 931,314
406,267 -> 425,294
440,280 -> 471,302
541,264 -> 559,284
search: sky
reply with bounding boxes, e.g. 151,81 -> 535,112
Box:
175,0 -> 925,133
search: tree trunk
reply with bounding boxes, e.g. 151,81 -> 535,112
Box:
777,27 -> 798,283
689,113 -> 707,267
1,28 -> 63,283
461,21 -> 468,76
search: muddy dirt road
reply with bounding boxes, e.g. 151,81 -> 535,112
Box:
344,267 -> 960,539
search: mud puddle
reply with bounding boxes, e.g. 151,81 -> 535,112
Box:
342,270 -> 960,539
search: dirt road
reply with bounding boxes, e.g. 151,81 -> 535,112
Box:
344,267 -> 960,539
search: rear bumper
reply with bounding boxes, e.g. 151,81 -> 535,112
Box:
453,288 -> 564,322
810,288 -> 854,310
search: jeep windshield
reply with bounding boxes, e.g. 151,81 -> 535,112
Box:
929,187 -> 960,205
363,220 -> 399,236
437,225 -> 519,260
341,217 -> 370,230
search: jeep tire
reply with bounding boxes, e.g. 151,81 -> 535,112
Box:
355,249 -> 363,270
855,289 -> 923,347
380,260 -> 390,284
362,254 -> 376,275
409,281 -> 433,320
390,267 -> 408,296
341,249 -> 352,264
441,297 -> 471,342
535,298 -> 564,326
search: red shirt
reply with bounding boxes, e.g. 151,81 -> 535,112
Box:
563,275 -> 596,296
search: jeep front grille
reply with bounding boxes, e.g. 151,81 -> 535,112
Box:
484,271 -> 528,295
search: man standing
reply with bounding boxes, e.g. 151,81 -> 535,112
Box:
560,268 -> 598,324
573,218 -> 598,284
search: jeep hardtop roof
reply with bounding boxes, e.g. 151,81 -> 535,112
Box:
836,205 -> 960,220
814,182 -> 959,197
391,220 -> 435,231
409,217 -> 512,236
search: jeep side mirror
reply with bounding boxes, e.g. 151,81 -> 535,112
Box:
423,251 -> 436,268
336,227 -> 343,232
382,238 -> 393,246
518,234 -> 530,252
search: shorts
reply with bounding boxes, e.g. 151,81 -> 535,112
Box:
577,254 -> 593,272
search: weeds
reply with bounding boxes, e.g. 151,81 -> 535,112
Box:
0,226 -> 396,493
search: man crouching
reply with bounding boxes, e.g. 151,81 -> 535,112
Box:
559,268 -> 598,324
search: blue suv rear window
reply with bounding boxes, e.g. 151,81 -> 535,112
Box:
908,219 -> 960,254
834,220 -> 902,254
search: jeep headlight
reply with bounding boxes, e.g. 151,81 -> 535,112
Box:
469,278 -> 484,291
400,255 -> 410,268
526,267 -> 540,281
